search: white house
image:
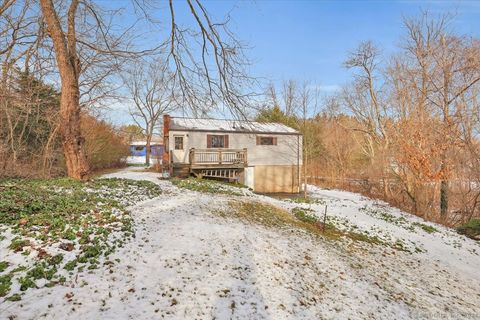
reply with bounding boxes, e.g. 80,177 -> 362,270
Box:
127,139 -> 163,165
163,115 -> 303,193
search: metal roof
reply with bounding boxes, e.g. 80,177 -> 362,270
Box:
169,117 -> 300,135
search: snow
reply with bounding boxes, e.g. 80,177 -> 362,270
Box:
169,116 -> 300,134
1,168 -> 479,319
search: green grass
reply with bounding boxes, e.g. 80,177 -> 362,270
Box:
412,222 -> 438,234
288,197 -> 325,205
457,219 -> 480,239
215,200 -> 392,248
0,275 -> 12,297
0,261 -> 8,273
172,177 -> 246,196
0,177 -> 162,298
292,207 -> 319,224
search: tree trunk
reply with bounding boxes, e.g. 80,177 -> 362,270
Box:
440,178 -> 448,220
145,135 -> 151,166
59,77 -> 89,179
303,152 -> 308,198
40,0 -> 90,180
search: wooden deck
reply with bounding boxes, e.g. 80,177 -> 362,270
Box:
188,148 -> 247,168
187,148 -> 247,180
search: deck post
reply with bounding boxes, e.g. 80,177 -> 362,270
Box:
189,148 -> 195,164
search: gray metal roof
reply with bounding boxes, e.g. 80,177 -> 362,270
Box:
169,117 -> 300,135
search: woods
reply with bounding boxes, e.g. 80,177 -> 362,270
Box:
262,13 -> 480,227
2,2 -> 480,318
1,0 -> 252,177
1,1 -> 479,227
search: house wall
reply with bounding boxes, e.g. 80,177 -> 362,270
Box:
254,165 -> 300,193
167,131 -> 303,166
167,130 -> 302,193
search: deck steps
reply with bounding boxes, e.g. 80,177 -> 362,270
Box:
193,168 -> 241,180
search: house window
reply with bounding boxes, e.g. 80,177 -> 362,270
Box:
174,136 -> 184,150
207,135 -> 229,148
257,136 -> 277,146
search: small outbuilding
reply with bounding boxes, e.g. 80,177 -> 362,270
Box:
163,115 -> 303,193
127,139 -> 164,165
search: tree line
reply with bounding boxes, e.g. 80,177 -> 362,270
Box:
1,0 -> 254,179
0,69 -> 129,177
259,13 -> 480,227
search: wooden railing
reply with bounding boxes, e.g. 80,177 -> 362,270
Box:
189,148 -> 247,166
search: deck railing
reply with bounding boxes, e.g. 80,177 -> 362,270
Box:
189,148 -> 247,166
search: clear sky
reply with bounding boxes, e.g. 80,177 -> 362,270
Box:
205,0 -> 480,90
104,0 -> 480,125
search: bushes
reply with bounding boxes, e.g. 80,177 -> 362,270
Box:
0,71 -> 128,178
81,113 -> 129,171
457,219 -> 480,240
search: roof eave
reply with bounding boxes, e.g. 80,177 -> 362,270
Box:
169,128 -> 302,136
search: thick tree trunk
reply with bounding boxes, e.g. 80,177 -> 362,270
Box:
40,0 -> 90,180
60,77 -> 89,179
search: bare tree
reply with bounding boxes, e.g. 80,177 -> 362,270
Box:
167,0 -> 256,118
398,12 -> 480,221
2,0 -> 255,179
124,59 -> 177,166
38,0 -> 90,179
298,81 -> 320,198
341,41 -> 393,198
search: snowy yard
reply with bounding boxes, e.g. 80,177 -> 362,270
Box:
1,168 -> 480,319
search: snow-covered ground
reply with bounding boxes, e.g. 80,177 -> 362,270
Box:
1,168 -> 479,319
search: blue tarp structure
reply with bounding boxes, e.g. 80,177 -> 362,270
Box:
129,144 -> 164,157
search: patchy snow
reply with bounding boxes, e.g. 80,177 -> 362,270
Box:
302,185 -> 480,279
1,168 -> 479,319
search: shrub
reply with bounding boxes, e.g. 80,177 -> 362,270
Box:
457,219 -> 480,240
81,113 -> 130,171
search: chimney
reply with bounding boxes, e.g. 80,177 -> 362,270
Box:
163,114 -> 171,164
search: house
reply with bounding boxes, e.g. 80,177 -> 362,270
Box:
127,139 -> 164,165
163,115 -> 303,193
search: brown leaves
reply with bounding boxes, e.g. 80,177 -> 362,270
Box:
392,119 -> 452,181
37,248 -> 48,259
59,243 -> 74,251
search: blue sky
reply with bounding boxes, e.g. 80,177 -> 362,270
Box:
105,0 -> 480,125
205,0 -> 480,90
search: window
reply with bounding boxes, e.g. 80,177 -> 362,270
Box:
134,146 -> 144,151
257,136 -> 277,146
174,136 -> 184,150
207,135 -> 229,148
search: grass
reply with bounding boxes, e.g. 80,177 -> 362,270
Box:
215,200 -> 391,248
457,219 -> 480,240
172,177 -> 246,196
0,177 -> 162,299
292,207 -> 319,224
0,261 -> 8,272
360,205 -> 439,235
287,197 -> 325,205
412,222 -> 438,234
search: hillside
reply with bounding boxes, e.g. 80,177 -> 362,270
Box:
1,168 -> 479,319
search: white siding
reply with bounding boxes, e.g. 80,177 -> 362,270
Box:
168,131 -> 302,166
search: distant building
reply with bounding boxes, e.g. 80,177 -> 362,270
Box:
163,115 -> 303,193
127,139 -> 164,165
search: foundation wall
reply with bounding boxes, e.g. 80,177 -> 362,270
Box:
254,165 -> 300,193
